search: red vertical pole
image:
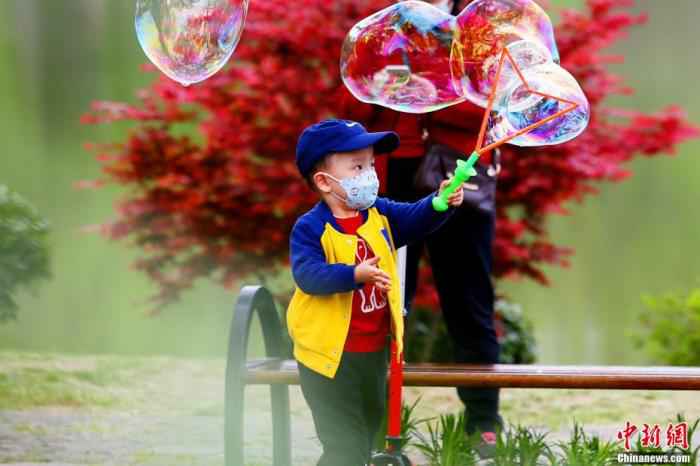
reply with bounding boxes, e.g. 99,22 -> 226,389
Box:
386,339 -> 403,447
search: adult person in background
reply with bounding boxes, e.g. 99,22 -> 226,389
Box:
338,0 -> 503,458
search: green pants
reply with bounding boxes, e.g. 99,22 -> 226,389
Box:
298,347 -> 389,466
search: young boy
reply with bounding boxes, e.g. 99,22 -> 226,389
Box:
288,118 -> 464,466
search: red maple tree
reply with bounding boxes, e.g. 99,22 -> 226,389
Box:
82,0 -> 698,312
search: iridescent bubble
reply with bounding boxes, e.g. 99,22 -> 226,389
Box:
342,0 -> 589,146
340,0 -> 465,113
135,0 -> 248,86
495,40 -> 553,106
451,0 -> 559,108
486,62 -> 590,146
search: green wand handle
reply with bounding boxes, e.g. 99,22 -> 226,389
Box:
432,151 -> 480,212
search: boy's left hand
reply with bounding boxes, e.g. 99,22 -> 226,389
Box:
439,178 -> 465,208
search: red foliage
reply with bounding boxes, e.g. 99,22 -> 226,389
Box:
83,0 -> 698,311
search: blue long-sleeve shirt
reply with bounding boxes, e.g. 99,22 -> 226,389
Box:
289,191 -> 454,295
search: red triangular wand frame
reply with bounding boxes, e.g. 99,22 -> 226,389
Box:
474,47 -> 580,155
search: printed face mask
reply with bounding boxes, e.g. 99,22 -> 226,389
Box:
320,169 -> 379,210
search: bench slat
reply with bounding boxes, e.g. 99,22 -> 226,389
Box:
244,359 -> 700,390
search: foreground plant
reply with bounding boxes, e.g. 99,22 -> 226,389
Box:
374,398 -> 430,452
413,412 -> 478,466
492,423 -> 557,466
556,421 -> 621,466
409,408 -> 700,466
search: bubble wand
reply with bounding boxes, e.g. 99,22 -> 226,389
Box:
431,47 -> 581,211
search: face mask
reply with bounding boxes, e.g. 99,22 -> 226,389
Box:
320,169 -> 379,210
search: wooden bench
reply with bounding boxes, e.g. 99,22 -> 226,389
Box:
224,285 -> 700,466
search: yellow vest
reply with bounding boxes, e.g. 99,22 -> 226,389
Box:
287,206 -> 403,379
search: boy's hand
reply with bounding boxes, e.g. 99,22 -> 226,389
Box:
354,256 -> 392,292
439,177 -> 465,208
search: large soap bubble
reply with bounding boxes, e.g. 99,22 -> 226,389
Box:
486,62 -> 589,146
340,0 -> 465,113
451,0 -> 559,108
341,0 -> 589,147
485,39 -> 553,107
135,0 -> 248,86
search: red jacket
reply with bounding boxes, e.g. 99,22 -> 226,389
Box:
338,89 -> 493,193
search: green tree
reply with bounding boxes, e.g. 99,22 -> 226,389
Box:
0,186 -> 50,322
632,287 -> 700,365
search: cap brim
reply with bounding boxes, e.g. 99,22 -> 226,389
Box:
332,131 -> 400,155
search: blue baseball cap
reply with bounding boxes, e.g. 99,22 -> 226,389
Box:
295,119 -> 400,178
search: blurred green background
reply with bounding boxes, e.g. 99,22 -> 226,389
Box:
0,0 -> 697,364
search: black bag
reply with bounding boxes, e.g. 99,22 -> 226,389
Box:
413,120 -> 500,216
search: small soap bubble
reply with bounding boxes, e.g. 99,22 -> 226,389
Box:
135,0 -> 248,86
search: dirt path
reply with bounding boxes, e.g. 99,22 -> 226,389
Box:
0,387 -> 318,465
0,408 -> 225,465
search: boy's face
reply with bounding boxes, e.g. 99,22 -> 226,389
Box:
313,146 -> 375,196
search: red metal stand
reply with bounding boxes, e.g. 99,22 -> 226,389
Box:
386,339 -> 404,448
370,339 -> 411,466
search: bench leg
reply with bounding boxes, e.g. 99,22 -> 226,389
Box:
271,383 -> 291,465
225,285 -> 291,466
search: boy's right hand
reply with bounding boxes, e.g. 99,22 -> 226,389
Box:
354,256 -> 392,292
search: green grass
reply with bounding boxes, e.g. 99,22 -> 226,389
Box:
13,422 -> 48,435
0,367 -> 119,409
0,351 -> 157,409
0,350 -> 227,413
2,451 -> 51,463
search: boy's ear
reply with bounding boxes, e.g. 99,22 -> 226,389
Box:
312,171 -> 333,193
